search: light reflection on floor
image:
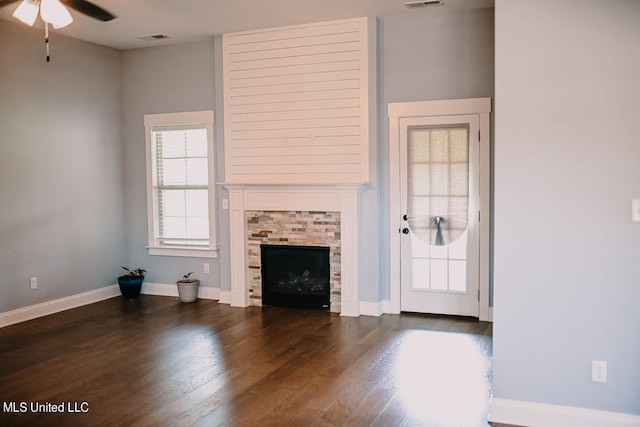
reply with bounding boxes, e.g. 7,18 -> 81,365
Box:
395,329 -> 492,426
151,325 -> 231,418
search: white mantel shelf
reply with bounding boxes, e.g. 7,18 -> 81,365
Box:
223,183 -> 362,317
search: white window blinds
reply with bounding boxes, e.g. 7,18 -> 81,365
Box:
151,125 -> 209,247
144,110 -> 216,258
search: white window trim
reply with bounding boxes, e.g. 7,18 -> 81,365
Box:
144,110 -> 218,258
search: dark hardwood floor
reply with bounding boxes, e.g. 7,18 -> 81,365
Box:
0,296 -> 510,426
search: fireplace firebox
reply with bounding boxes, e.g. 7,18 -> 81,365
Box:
260,244 -> 330,310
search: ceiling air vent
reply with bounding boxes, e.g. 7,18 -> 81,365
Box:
137,34 -> 170,42
404,0 -> 444,8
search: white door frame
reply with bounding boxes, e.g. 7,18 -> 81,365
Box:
388,98 -> 492,321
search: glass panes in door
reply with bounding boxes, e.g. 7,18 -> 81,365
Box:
406,126 -> 469,247
411,229 -> 468,293
407,125 -> 470,294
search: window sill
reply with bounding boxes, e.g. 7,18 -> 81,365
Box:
147,246 -> 219,259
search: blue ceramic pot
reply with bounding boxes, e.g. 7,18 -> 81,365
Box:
118,277 -> 143,299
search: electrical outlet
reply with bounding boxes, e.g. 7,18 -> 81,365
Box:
591,360 -> 607,383
632,199 -> 640,222
29,277 -> 38,290
203,263 -> 210,274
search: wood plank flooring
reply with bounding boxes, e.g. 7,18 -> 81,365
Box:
0,296 -> 510,426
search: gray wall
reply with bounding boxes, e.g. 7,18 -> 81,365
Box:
0,21 -> 125,312
493,0 -> 640,415
120,40 -> 222,289
381,8 -> 494,104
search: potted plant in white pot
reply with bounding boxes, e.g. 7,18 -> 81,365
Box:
176,272 -> 200,303
117,267 -> 146,299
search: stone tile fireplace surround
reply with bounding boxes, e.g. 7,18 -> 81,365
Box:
224,185 -> 361,316
247,211 -> 341,312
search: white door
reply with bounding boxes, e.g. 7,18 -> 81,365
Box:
399,114 -> 480,317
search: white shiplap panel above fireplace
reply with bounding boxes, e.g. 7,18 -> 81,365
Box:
223,17 -> 372,184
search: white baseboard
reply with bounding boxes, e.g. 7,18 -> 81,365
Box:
200,286 -> 220,300
0,283 -> 226,328
359,300 -> 398,317
382,299 -> 396,314
141,282 -> 178,297
0,284 -> 120,328
360,300 -> 384,316
489,397 -> 640,427
142,282 -> 220,300
218,290 -> 232,305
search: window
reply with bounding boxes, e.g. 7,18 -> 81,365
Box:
144,111 -> 217,258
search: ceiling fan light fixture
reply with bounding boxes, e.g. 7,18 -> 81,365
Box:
12,0 -> 40,27
40,0 -> 73,29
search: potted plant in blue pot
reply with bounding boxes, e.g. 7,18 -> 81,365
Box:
117,267 -> 146,299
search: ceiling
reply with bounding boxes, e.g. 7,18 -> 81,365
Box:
0,0 -> 494,50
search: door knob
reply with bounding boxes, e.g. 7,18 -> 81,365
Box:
402,228 -> 410,234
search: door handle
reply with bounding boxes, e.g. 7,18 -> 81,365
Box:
402,228 -> 410,234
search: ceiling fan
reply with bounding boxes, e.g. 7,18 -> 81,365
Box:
0,0 -> 116,61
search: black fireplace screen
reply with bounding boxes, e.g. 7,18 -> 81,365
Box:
261,244 -> 330,310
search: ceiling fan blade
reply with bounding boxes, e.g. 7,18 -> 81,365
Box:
0,0 -> 22,8
60,0 -> 116,21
